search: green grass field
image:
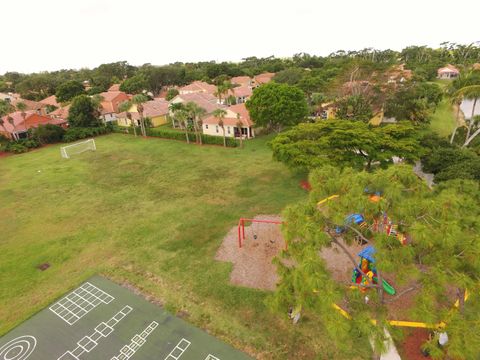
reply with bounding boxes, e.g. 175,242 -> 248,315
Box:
0,134 -> 365,359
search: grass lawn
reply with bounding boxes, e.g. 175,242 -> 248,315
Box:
429,98 -> 457,137
0,134 -> 368,359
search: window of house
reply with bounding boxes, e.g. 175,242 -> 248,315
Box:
215,125 -> 219,133
227,127 -> 230,134
206,124 -> 208,129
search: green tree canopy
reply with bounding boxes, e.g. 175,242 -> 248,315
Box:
55,80 -> 85,103
68,95 -> 101,127
165,88 -> 179,101
271,165 -> 480,359
270,120 -> 420,171
246,82 -> 309,131
119,75 -> 148,94
336,94 -> 373,122
384,82 -> 443,124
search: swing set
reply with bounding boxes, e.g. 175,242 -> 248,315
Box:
237,218 -> 285,248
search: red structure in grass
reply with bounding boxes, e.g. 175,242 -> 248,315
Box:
237,218 -> 285,248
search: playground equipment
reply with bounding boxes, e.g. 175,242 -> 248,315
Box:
237,218 -> 284,248
352,246 -> 396,296
336,213 -> 367,234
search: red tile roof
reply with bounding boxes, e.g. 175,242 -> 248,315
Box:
117,98 -> 169,119
231,76 -> 252,86
39,95 -> 60,107
203,103 -> 253,127
49,105 -> 70,120
171,93 -> 224,114
179,81 -> 217,95
108,84 -> 121,92
99,91 -> 130,114
0,111 -> 66,134
11,98 -> 47,112
438,64 -> 460,75
254,72 -> 275,85
230,86 -> 252,98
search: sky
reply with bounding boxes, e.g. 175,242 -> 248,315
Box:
2,0 -> 480,74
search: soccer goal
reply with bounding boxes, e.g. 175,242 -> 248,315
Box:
60,139 -> 96,159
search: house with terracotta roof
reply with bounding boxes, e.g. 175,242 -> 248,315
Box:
0,111 -> 66,140
178,81 -> 217,95
39,95 -> 60,108
202,103 -> 254,139
49,105 -> 71,122
108,84 -> 121,92
10,98 -> 48,115
253,72 -> 275,87
473,63 -> 480,71
117,98 -> 170,127
98,91 -> 130,122
231,76 -> 252,87
437,64 -> 460,79
169,92 -> 223,115
228,86 -> 253,104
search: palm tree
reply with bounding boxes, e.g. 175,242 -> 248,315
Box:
449,93 -> 463,144
15,102 -> 28,137
185,102 -> 206,145
212,109 -> 227,147
453,85 -> 480,147
169,102 -> 183,128
214,84 -> 226,105
176,109 -> 190,144
118,100 -> 137,137
236,113 -> 244,148
131,94 -> 149,137
223,81 -> 235,105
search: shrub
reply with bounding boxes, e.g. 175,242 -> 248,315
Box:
31,124 -> 66,144
4,138 -> 40,153
63,126 -> 111,142
112,125 -> 238,147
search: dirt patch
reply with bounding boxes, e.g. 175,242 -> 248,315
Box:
215,215 -> 284,290
319,238 -> 367,284
400,328 -> 432,360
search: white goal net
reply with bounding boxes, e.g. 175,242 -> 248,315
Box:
61,139 -> 96,159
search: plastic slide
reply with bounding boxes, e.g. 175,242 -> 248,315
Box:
382,279 -> 396,295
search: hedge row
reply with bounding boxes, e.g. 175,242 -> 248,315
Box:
2,125 -> 113,154
113,126 -> 238,147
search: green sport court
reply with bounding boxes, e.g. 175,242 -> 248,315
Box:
0,276 -> 252,360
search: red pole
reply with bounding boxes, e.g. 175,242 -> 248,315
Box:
238,219 -> 242,248
242,219 -> 245,241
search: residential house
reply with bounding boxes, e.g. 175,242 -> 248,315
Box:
49,105 -> 70,122
117,98 -> 170,127
10,98 -> 48,115
437,64 -> 460,79
0,111 -> 66,140
231,76 -> 252,87
0,92 -> 20,103
108,84 -> 121,92
473,63 -> 480,71
228,86 -> 252,104
387,64 -> 413,84
178,81 -> 217,95
39,95 -> 60,114
202,103 -> 254,139
98,91 -> 130,122
169,92 -> 222,115
253,72 -> 275,87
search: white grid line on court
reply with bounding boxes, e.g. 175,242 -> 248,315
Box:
57,305 -> 133,360
49,282 -> 115,325
205,355 -> 221,360
110,321 -> 159,360
163,338 -> 191,360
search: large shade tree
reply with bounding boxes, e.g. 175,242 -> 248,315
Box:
271,165 -> 480,359
55,80 -> 85,103
270,120 -> 420,171
246,82 -> 309,132
68,95 -> 101,127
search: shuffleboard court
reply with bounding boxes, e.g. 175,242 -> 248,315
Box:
0,276 -> 252,360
